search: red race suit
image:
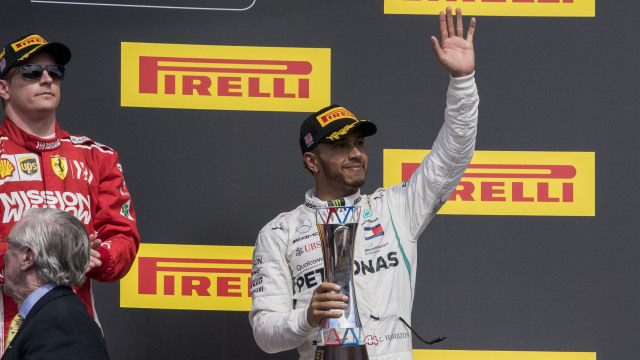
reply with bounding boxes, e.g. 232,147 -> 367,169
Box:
0,118 -> 140,352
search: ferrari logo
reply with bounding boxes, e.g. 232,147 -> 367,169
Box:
50,156 -> 67,180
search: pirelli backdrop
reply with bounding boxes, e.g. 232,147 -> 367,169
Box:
2,1 -> 639,359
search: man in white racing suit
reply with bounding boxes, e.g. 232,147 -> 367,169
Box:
250,8 -> 478,360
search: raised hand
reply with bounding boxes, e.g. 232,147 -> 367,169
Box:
431,7 -> 476,77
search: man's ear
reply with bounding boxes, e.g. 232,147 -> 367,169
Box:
303,152 -> 319,174
20,246 -> 36,271
0,79 -> 10,102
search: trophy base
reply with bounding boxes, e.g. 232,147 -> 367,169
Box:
314,345 -> 369,360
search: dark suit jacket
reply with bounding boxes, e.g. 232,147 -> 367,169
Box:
2,285 -> 110,360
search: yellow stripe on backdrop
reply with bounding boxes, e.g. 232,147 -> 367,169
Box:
413,349 -> 596,359
384,0 -> 596,17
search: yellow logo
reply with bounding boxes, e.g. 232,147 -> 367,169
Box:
0,159 -> 15,179
384,150 -> 595,216
50,156 -> 67,180
121,42 -> 331,112
327,123 -> 357,141
19,157 -> 38,176
316,107 -> 357,127
384,0 -> 595,17
11,35 -> 47,51
120,244 -> 254,311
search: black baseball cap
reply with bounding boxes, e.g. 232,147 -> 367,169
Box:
0,34 -> 71,79
299,104 -> 377,154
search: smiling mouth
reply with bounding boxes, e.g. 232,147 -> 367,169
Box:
344,163 -> 364,170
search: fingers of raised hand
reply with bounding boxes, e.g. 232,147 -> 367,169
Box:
438,10 -> 448,41
456,8 -> 464,37
466,16 -> 477,42
447,7 -> 455,38
441,7 -> 475,41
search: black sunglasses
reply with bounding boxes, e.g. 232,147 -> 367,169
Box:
6,64 -> 65,81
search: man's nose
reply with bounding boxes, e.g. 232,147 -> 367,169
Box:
348,146 -> 362,159
39,70 -> 54,84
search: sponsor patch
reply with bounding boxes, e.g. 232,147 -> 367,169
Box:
70,136 -> 91,144
364,241 -> 389,255
0,191 -> 91,224
354,252 -> 399,276
50,156 -> 68,180
296,219 -> 312,234
35,139 -> 60,151
252,256 -> 262,266
292,231 -> 318,244
295,267 -> 324,292
295,257 -> 323,272
72,160 -> 94,184
18,157 -> 38,176
12,35 -> 47,51
120,200 -> 134,220
297,240 -> 322,256
316,106 -> 357,127
0,154 -> 42,183
327,198 -> 345,207
0,159 -> 15,179
364,224 -> 385,240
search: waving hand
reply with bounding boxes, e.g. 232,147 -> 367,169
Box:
431,7 -> 477,78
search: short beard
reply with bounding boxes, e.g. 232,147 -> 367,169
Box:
319,160 -> 366,190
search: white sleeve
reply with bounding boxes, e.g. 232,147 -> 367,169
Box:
386,72 -> 479,240
248,227 -> 316,353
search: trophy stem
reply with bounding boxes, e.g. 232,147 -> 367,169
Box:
314,345 -> 369,360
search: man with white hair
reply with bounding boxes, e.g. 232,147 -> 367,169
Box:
1,208 -> 110,360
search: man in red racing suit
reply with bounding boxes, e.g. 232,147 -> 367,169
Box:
0,33 -> 139,354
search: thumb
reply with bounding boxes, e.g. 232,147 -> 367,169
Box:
431,36 -> 444,59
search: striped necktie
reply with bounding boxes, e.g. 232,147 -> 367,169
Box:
5,314 -> 23,350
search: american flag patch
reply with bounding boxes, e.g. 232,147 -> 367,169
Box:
304,133 -> 313,147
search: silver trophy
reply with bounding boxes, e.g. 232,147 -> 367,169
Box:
314,206 -> 368,360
